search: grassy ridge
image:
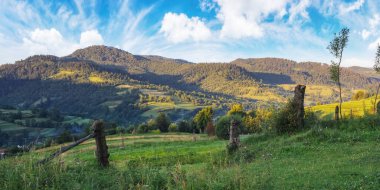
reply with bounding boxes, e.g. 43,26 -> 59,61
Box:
1,126 -> 380,189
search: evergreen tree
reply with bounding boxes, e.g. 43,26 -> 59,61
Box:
155,113 -> 170,132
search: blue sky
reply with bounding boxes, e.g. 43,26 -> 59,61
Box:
0,0 -> 380,67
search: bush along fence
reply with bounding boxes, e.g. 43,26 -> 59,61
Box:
37,120 -> 109,167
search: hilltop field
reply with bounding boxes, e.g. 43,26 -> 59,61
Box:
311,95 -> 379,118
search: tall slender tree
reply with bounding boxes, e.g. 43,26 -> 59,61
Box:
373,44 -> 380,113
328,27 -> 350,119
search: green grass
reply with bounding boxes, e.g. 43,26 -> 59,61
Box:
1,124 -> 380,189
141,102 -> 203,118
63,116 -> 92,125
139,89 -> 169,97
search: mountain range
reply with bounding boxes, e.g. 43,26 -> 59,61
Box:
0,45 -> 379,124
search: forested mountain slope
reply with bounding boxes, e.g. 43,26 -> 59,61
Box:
232,58 -> 380,88
0,45 -> 379,124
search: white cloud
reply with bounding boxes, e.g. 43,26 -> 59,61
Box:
361,14 -> 380,40
21,28 -> 70,56
339,0 -> 365,15
213,0 -> 312,39
80,30 -> 104,46
369,37 -> 380,50
0,28 -> 105,63
160,12 -> 212,43
215,0 -> 290,39
361,29 -> 370,39
199,0 -> 216,12
288,0 -> 311,23
29,28 -> 64,45
369,14 -> 380,28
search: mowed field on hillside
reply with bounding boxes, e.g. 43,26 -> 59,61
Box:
1,129 -> 380,189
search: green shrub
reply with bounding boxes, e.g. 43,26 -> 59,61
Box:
155,113 -> 170,132
151,129 -> 161,134
226,142 -> 239,154
177,120 -> 192,133
137,124 -> 149,134
57,129 -> 72,144
272,99 -> 300,134
351,90 -> 369,101
216,116 -> 231,140
245,108 -> 273,133
168,123 -> 178,132
305,109 -> 319,127
216,115 -> 242,140
147,119 -> 157,130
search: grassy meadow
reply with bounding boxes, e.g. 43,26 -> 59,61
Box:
1,122 -> 380,189
310,95 -> 379,119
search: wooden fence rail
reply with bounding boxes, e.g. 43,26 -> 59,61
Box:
37,120 -> 109,167
37,133 -> 94,165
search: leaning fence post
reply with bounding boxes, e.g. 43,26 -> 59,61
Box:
192,129 -> 197,142
350,108 -> 353,119
335,106 -> 339,121
93,121 -> 109,167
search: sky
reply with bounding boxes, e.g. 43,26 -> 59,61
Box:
0,0 -> 380,67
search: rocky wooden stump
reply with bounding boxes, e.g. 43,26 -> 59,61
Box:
294,85 -> 306,129
335,106 -> 339,121
93,121 -> 109,167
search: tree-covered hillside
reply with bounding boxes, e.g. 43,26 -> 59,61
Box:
0,45 -> 379,126
232,58 -> 380,88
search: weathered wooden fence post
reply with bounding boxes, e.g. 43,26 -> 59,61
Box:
37,120 -> 111,166
294,85 -> 306,129
120,133 -> 125,149
192,129 -> 197,142
350,108 -> 353,119
228,119 -> 239,153
206,121 -> 215,137
335,106 -> 339,121
93,121 -> 109,167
